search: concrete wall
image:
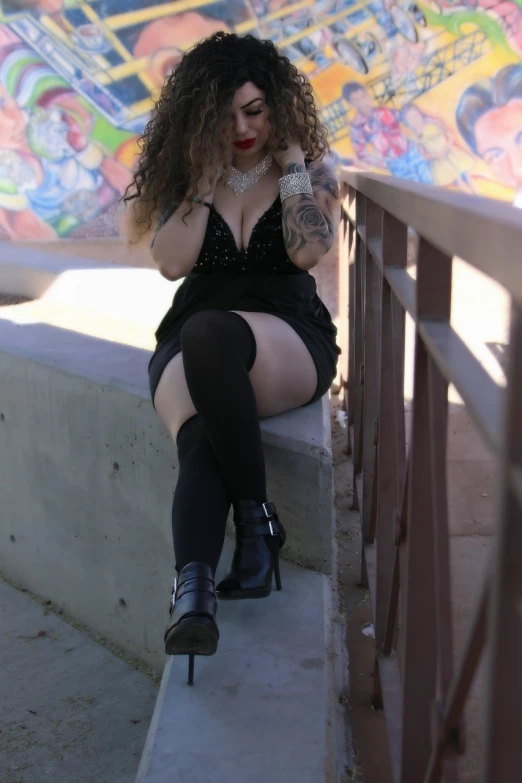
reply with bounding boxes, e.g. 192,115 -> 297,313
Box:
0,336 -> 333,671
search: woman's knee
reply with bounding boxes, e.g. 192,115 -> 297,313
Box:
180,310 -> 256,368
180,310 -> 219,350
180,310 -> 229,351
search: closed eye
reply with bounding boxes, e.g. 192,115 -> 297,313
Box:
246,110 -> 263,116
484,147 -> 505,163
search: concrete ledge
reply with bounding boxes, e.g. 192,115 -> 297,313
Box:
0,320 -> 333,672
1,249 -> 341,782
136,555 -> 337,783
0,244 -> 72,300
0,244 -> 177,327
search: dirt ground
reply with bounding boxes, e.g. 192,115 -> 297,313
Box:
331,394 -> 393,782
0,294 -> 31,306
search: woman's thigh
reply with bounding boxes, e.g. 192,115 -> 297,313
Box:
232,311 -> 317,417
153,311 -> 317,441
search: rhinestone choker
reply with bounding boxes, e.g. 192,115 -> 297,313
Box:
226,152 -> 273,196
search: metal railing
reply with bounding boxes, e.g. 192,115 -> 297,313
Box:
338,168 -> 522,782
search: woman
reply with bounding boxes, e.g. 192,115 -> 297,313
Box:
122,32 -> 340,685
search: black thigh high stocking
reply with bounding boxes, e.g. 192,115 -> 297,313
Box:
180,310 -> 266,504
172,415 -> 231,575
172,310 -> 267,574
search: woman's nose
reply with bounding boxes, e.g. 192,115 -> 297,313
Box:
234,113 -> 249,136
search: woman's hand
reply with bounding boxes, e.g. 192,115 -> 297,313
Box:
195,161 -> 224,202
269,139 -> 306,172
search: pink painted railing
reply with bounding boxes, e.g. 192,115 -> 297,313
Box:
338,168 -> 522,782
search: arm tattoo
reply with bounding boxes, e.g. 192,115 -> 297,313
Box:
282,193 -> 332,254
309,164 -> 340,200
281,160 -> 338,256
284,161 -> 307,175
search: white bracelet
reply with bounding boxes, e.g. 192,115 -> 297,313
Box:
279,172 -> 313,203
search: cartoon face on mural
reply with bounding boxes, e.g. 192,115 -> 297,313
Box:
457,64 -> 522,204
0,0 -> 521,239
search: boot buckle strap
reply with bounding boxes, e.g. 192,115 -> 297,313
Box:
238,520 -> 280,538
169,575 -> 178,612
263,501 -> 276,517
262,502 -> 277,535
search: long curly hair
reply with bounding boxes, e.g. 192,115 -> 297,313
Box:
122,32 -> 329,242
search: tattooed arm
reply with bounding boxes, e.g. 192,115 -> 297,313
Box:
280,153 -> 340,270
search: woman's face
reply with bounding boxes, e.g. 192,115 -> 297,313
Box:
229,81 -> 272,158
475,98 -> 522,190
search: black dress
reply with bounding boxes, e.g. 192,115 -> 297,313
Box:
148,193 -> 341,409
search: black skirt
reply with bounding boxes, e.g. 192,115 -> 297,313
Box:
148,270 -> 341,409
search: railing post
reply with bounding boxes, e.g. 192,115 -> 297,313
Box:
400,238 -> 452,783
338,182 -> 350,413
361,199 -> 382,543
348,185 -> 356,432
481,302 -> 522,781
374,212 -> 407,671
352,191 -> 366,508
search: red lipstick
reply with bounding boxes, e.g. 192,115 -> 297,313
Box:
234,138 -> 255,150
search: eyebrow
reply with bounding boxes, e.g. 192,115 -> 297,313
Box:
240,97 -> 263,109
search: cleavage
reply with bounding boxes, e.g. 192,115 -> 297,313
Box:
214,196 -> 278,254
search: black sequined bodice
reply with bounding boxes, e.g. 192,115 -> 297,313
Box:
193,196 -> 304,275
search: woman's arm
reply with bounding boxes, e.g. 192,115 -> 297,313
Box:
278,148 -> 340,270
148,163 -> 224,280
150,197 -> 213,281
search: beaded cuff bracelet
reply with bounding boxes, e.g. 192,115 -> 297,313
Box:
279,172 -> 313,203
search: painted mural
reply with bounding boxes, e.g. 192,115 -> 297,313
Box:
0,0 -> 520,240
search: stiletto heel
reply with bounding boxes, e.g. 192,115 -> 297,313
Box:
164,562 -> 219,685
274,550 -> 282,591
216,501 -> 286,600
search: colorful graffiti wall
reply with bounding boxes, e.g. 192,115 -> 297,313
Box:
0,0 -> 521,240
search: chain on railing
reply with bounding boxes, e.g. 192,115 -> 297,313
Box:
338,168 -> 522,782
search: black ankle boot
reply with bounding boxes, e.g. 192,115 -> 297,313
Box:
215,501 -> 286,600
164,562 -> 219,685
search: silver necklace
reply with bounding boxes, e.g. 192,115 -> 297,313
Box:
226,152 -> 273,196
